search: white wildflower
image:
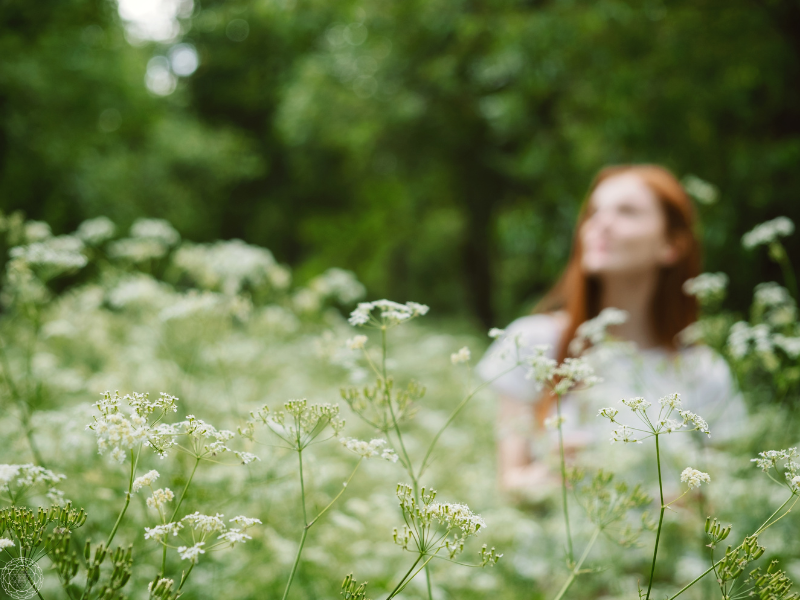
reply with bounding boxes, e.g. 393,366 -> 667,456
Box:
569,308 -> 628,355
524,345 -> 558,385
172,239 -> 290,295
234,451 -> 260,465
544,415 -> 566,429
182,512 -> 226,534
10,236 -> 87,274
177,542 -> 205,563
621,397 -> 651,412
610,425 -> 642,444
552,357 -> 601,394
340,437 -> 398,462
229,516 -> 262,530
488,328 -> 505,338
742,216 -> 795,249
679,410 -> 710,435
107,237 -> 170,262
308,268 -> 366,304
346,335 -> 368,350
144,522 -> 183,541
76,217 -> 116,245
680,467 -> 710,489
774,335 -> 800,359
130,218 -> 181,246
25,220 -> 52,242
682,174 -> 718,205
450,346 -> 471,364
132,470 -> 160,493
659,419 -> 685,433
597,407 -> 618,420
348,299 -> 429,327
146,488 -> 174,509
791,475 -> 800,492
683,273 -> 728,303
0,538 -> 14,550
658,393 -> 682,410
217,529 -> 252,547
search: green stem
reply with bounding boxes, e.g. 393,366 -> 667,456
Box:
282,449 -> 308,600
380,327 -> 416,490
646,434 -> 665,600
161,456 -> 201,576
775,242 -> 799,301
308,458 -> 361,528
177,562 -> 195,591
386,555 -> 423,599
556,395 -> 574,564
552,526 -> 601,600
417,363 -> 520,479
106,447 -> 141,547
392,552 -> 438,597
425,566 -> 433,600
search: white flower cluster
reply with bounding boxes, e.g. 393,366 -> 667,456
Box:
751,448 -> 800,492
543,415 -> 566,430
728,322 -> 800,361
0,538 -> 14,550
680,467 -> 711,489
234,451 -> 260,465
339,437 -> 398,462
145,513 -> 261,560
182,511 -> 227,534
0,463 -> 66,489
524,346 -> 601,395
25,220 -> 52,242
307,267 -> 366,304
610,424 -> 641,444
177,542 -> 205,563
86,391 -> 179,462
346,335 -> 368,350
76,216 -> 116,245
488,327 -> 505,338
172,239 -> 291,295
130,218 -> 181,246
396,484 -> 485,538
682,174 -> 718,205
147,488 -> 174,509
568,307 -> 628,355
599,393 -> 709,443
348,299 -> 429,327
144,522 -> 184,541
9,235 -> 88,276
107,218 -> 181,263
742,216 -> 795,249
682,273 -> 729,303
450,346 -> 471,365
259,399 -> 344,446
132,470 -> 160,493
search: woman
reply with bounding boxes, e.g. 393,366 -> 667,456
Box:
476,164 -> 745,496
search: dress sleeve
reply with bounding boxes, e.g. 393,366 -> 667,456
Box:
475,314 -> 563,402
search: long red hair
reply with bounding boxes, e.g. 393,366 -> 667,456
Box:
534,164 -> 701,419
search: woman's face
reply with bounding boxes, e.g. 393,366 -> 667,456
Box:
580,173 -> 677,276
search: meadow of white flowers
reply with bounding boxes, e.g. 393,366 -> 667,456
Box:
0,211 -> 798,600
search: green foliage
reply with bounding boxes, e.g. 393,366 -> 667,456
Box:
2,0 -> 798,325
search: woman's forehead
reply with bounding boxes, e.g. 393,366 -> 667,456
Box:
590,173 -> 659,209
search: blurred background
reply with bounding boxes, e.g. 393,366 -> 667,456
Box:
2,0 -> 799,327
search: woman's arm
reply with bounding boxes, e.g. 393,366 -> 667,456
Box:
497,394 -> 554,493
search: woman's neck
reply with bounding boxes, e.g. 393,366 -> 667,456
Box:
598,270 -> 661,349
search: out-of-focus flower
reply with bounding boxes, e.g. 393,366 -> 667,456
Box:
450,346 -> 471,364
742,217 -> 794,249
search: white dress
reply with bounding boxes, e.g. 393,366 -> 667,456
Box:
476,312 -> 747,493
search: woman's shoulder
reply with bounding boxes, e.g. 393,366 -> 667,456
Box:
503,310 -> 569,349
